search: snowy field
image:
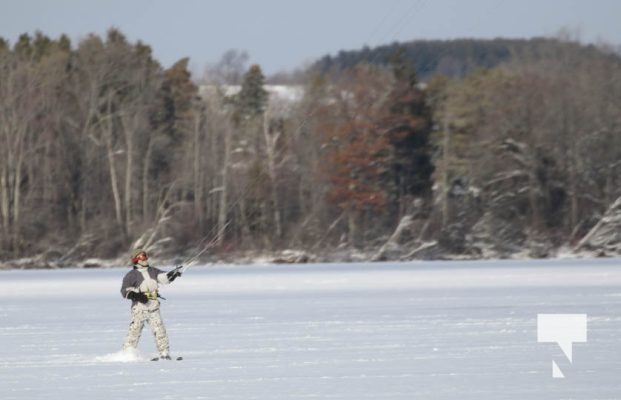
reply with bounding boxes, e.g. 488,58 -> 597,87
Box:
1,259 -> 621,400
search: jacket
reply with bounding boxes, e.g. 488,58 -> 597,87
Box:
120,264 -> 171,311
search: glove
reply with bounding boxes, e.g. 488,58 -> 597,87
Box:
128,291 -> 149,303
167,267 -> 182,282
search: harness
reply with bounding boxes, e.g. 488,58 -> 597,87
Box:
144,290 -> 166,301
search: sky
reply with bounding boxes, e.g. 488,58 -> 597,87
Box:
1,0 -> 620,76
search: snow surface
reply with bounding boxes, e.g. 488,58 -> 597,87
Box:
1,259 -> 621,399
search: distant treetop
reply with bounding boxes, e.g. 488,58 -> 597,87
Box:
310,38 -> 620,80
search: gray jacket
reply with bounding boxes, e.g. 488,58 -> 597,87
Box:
121,265 -> 171,311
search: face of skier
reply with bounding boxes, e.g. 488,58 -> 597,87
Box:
134,251 -> 149,266
136,251 -> 148,266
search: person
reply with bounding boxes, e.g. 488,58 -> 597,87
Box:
120,249 -> 182,360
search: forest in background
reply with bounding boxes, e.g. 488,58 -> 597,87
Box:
1,29 -> 621,265
311,37 -> 620,80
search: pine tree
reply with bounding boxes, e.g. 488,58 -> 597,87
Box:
234,64 -> 268,123
32,31 -> 52,61
57,34 -> 71,52
382,49 -> 434,215
13,33 -> 32,59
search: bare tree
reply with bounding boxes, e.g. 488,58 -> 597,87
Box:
203,49 -> 249,85
0,52 -> 41,253
262,105 -> 283,239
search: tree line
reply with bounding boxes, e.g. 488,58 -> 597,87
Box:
1,29 -> 620,261
312,37 -> 618,80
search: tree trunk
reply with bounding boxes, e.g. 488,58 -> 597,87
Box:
441,111 -> 450,228
216,121 -> 231,246
262,110 -> 282,240
105,112 -> 125,239
124,122 -> 133,238
12,143 -> 24,251
0,167 -> 9,237
565,109 -> 579,233
347,208 -> 358,247
193,111 -> 204,232
238,189 -> 252,247
142,136 -> 153,221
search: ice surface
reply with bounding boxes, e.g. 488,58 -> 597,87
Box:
1,258 -> 621,399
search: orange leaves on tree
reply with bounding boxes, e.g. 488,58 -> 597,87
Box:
316,66 -> 392,213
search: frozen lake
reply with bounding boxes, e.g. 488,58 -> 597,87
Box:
1,258 -> 621,399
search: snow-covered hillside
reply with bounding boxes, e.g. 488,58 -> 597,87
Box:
1,259 -> 621,399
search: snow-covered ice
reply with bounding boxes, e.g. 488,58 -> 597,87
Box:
1,258 -> 621,399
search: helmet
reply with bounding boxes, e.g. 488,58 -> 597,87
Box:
131,249 -> 148,264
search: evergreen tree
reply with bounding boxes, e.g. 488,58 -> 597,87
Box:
234,64 -> 268,123
382,49 -> 434,214
32,31 -> 52,61
106,27 -> 128,46
58,34 -> 71,52
14,33 -> 32,58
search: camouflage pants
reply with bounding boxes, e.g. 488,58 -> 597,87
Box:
123,306 -> 170,356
